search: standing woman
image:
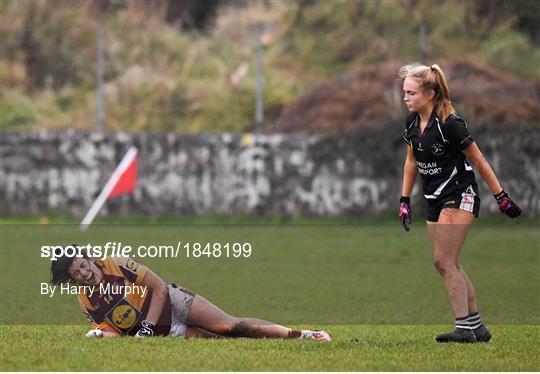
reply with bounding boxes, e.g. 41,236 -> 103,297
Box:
398,64 -> 521,343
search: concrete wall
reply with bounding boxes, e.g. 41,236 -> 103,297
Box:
1,124 -> 539,217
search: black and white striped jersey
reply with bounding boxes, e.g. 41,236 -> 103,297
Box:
403,111 -> 477,202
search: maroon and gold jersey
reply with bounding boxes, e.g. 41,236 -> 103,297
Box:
78,256 -> 171,336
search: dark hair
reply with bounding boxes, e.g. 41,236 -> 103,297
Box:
50,244 -> 88,285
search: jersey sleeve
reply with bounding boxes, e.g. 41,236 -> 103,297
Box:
112,256 -> 149,285
444,115 -> 474,150
403,129 -> 411,145
78,296 -> 118,333
403,113 -> 416,146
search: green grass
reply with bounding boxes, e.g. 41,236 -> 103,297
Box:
1,325 -> 538,371
1,218 -> 539,370
2,211 -> 539,225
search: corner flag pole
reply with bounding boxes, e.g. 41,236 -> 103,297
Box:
80,147 -> 138,231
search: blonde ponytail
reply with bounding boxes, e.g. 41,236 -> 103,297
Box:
430,64 -> 455,120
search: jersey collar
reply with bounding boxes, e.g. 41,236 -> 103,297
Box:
415,109 -> 439,130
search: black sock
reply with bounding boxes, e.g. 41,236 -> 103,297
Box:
467,312 -> 483,330
455,316 -> 470,330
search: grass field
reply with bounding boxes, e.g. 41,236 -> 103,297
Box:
1,325 -> 538,371
1,216 -> 539,371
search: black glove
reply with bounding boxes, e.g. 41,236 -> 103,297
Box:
135,320 -> 155,338
494,191 -> 522,219
399,196 -> 412,232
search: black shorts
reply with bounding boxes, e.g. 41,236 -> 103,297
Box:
426,184 -> 481,222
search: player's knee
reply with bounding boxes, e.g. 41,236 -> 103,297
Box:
433,259 -> 449,276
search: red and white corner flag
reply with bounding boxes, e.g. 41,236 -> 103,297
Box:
80,147 -> 138,231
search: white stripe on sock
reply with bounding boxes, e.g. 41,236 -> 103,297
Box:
455,323 -> 472,330
467,313 -> 482,329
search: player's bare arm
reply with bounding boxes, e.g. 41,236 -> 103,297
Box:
399,145 -> 417,231
135,269 -> 168,337
401,145 -> 417,197
462,142 -> 502,195
463,142 -> 521,218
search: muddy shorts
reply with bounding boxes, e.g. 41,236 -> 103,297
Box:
426,184 -> 481,222
167,283 -> 195,337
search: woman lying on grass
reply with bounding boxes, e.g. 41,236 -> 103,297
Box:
50,246 -> 331,341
